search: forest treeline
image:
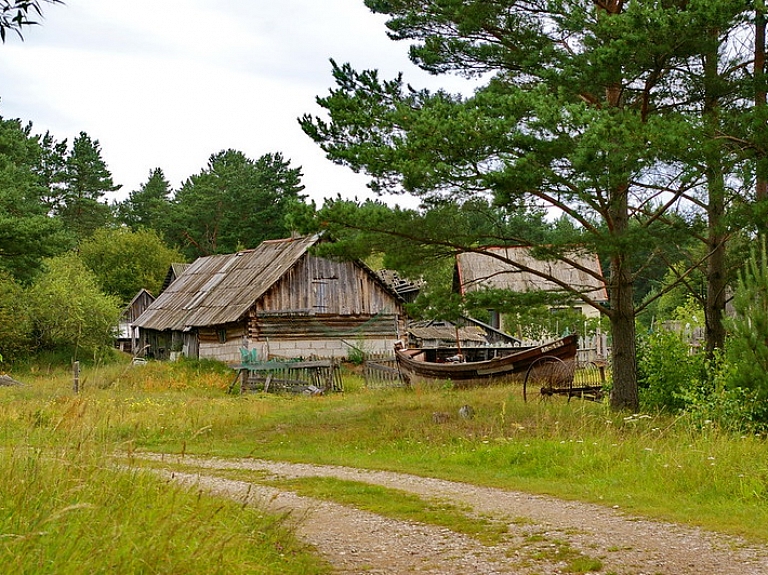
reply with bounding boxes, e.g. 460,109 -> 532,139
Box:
0,113 -> 309,361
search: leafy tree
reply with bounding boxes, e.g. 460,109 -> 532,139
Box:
116,167 -> 173,234
57,131 -> 120,241
27,252 -> 121,359
168,149 -> 306,259
78,227 -> 185,304
0,116 -> 68,281
0,0 -> 62,42
0,274 -> 30,362
301,0 -> 748,411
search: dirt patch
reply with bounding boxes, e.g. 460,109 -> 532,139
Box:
139,454 -> 768,574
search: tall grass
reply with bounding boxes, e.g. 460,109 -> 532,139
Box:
3,358 -> 768,544
0,361 -> 329,574
0,447 -> 329,575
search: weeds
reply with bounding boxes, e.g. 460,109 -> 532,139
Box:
2,358 -> 768,554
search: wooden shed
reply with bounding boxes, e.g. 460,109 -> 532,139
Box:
133,234 -> 406,363
115,288 -> 156,354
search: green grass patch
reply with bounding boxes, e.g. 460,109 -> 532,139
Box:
231,472 -> 507,545
268,476 -> 508,544
3,360 -> 768,546
0,447 -> 330,575
517,534 -> 603,573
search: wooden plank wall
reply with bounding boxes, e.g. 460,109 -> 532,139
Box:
256,255 -> 402,317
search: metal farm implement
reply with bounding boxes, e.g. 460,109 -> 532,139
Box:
522,356 -> 607,402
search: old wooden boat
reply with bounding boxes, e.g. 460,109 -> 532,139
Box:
394,334 -> 579,387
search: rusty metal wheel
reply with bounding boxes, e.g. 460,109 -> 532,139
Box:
523,356 -> 575,402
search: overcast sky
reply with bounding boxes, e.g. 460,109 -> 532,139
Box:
0,0 -> 473,206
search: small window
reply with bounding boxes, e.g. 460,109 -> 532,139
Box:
217,328 -> 227,343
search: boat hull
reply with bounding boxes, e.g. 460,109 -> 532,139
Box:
394,334 -> 579,388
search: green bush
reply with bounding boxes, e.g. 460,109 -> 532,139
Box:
0,275 -> 31,363
637,328 -> 704,412
701,240 -> 768,430
666,241 -> 768,432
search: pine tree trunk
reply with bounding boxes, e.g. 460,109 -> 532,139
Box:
608,253 -> 639,411
704,39 -> 727,353
607,182 -> 639,412
706,230 -> 727,354
705,151 -> 727,353
756,10 -> 767,215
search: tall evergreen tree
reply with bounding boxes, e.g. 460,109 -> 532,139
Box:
301,0 -> 747,410
168,149 -> 306,259
116,167 -> 172,234
56,132 -> 120,241
35,130 -> 67,215
0,116 -> 67,281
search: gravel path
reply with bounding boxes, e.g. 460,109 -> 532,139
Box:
138,453 -> 768,575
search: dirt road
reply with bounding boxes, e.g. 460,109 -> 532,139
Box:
139,454 -> 768,574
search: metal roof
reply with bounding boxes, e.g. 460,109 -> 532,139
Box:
456,247 -> 608,302
134,234 -> 321,331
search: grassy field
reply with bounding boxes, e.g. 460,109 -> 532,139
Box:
2,357 -> 768,572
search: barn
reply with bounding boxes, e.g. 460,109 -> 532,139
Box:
455,246 -> 608,330
133,234 -> 406,363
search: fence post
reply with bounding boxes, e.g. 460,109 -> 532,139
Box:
73,361 -> 80,393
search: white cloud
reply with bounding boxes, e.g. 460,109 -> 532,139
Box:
0,0 -> 475,207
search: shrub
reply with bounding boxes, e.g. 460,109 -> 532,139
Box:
0,275 -> 31,363
637,328 -> 704,412
26,253 -> 122,359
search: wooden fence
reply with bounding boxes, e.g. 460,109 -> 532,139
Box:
229,359 -> 344,394
362,353 -> 407,389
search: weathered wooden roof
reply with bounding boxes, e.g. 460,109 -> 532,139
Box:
456,247 -> 608,302
376,269 -> 423,300
160,262 -> 191,294
127,288 -> 155,307
135,234 -> 322,331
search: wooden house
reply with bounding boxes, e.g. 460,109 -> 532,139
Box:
455,247 -> 608,329
133,234 -> 406,363
115,288 -> 156,354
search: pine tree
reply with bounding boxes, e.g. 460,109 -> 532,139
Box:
0,116 -> 67,281
59,131 -> 121,241
116,167 -> 172,234
301,0 -> 748,410
168,149 -> 305,259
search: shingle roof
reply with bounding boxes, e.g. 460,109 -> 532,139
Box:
135,234 -> 321,331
